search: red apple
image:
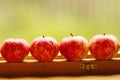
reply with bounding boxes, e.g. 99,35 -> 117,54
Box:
30,36 -> 59,61
1,38 -> 29,63
59,34 -> 89,61
89,34 -> 119,60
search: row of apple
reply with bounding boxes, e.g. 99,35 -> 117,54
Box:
0,33 -> 119,62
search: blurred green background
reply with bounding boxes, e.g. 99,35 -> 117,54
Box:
0,0 -> 120,44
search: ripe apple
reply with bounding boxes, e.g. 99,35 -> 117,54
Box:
30,36 -> 59,61
59,34 -> 89,61
89,34 -> 119,60
1,38 -> 29,63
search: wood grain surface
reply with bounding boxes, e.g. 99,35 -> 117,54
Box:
0,53 -> 120,78
0,74 -> 120,80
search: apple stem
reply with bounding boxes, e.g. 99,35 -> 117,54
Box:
103,33 -> 106,36
70,33 -> 73,37
43,35 -> 45,38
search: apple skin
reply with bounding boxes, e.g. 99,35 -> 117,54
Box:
1,38 -> 29,63
59,35 -> 89,61
89,34 -> 119,60
30,36 -> 59,62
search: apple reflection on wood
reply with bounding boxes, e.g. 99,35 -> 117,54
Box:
0,33 -> 119,62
